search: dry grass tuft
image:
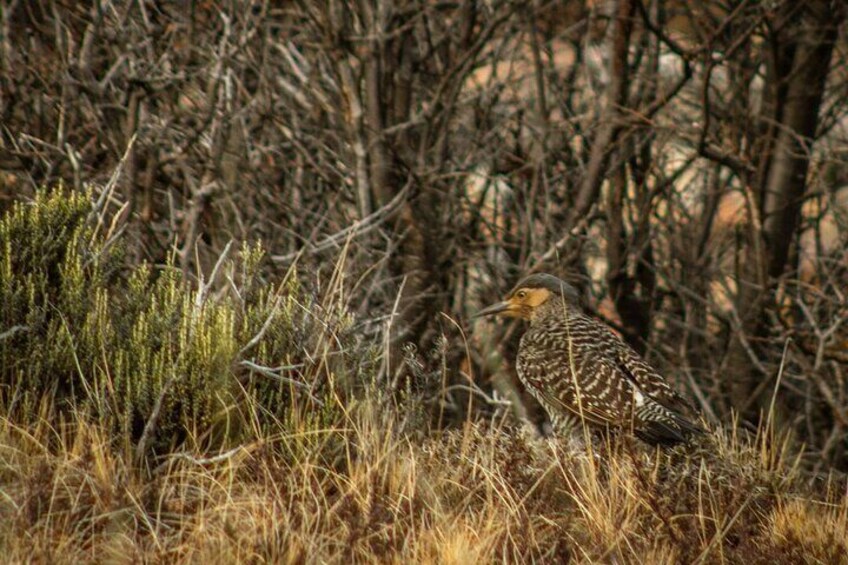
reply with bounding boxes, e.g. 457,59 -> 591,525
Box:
2,403 -> 847,563
768,497 -> 848,564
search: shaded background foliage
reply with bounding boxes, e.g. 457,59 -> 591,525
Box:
1,0 -> 848,470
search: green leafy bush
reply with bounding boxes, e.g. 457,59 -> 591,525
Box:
0,190 -> 376,456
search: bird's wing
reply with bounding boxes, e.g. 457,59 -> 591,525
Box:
517,322 -> 636,428
611,333 -> 694,414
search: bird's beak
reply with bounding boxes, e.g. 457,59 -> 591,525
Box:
472,300 -> 511,319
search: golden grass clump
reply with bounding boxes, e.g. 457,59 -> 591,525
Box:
768,497 -> 848,563
4,408 -> 847,563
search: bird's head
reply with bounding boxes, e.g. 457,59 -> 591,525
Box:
473,273 -> 580,321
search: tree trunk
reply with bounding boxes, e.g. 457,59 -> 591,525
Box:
760,0 -> 840,279
567,0 -> 635,230
728,0 -> 842,413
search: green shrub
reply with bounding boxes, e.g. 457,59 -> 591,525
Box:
0,190 -> 377,457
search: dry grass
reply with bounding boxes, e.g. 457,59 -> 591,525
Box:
2,396 -> 845,564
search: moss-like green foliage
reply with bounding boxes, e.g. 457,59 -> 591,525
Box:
1,190 -> 103,401
0,190 -> 375,456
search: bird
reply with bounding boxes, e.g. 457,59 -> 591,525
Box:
474,273 -> 703,446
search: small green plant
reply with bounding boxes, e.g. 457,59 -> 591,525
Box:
0,190 -> 376,457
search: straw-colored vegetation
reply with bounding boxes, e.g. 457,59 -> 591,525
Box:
1,191 -> 845,564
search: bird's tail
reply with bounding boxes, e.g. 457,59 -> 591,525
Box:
635,401 -> 705,446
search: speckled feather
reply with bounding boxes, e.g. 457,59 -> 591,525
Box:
515,286 -> 703,446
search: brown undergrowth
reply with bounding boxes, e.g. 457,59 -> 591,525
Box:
1,408 -> 846,563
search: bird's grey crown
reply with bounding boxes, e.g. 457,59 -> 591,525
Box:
510,273 -> 581,304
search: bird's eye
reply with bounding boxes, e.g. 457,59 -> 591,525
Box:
516,290 -> 527,299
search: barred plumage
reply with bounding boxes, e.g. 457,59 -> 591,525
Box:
475,273 -> 703,446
